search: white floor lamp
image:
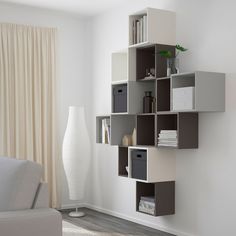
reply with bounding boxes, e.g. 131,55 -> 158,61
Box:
62,106 -> 90,217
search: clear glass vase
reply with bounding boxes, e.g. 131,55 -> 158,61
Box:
167,58 -> 180,76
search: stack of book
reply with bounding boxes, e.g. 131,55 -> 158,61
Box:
102,118 -> 110,144
158,130 -> 178,147
138,196 -> 155,215
132,15 -> 147,45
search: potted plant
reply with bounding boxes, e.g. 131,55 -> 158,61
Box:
159,45 -> 188,76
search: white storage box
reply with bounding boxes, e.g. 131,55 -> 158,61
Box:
172,86 -> 195,111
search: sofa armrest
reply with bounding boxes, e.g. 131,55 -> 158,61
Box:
0,208 -> 62,236
32,182 -> 49,208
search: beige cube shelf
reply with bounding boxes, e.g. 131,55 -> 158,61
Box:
129,8 -> 176,48
128,146 -> 176,183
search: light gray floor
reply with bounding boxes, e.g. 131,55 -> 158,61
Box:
62,208 -> 175,236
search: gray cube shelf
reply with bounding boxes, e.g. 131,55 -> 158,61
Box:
171,71 -> 225,112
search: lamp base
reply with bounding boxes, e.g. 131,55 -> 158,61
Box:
68,208 -> 85,218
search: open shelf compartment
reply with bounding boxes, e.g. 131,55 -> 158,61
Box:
137,114 -> 156,146
128,146 -> 175,182
110,115 -> 136,146
112,49 -> 128,83
136,181 -> 175,216
129,8 -> 176,47
171,71 -> 225,112
156,112 -> 198,149
118,146 -> 129,177
156,77 -> 171,111
136,44 -> 175,80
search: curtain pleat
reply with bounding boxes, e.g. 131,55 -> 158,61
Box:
0,23 -> 59,208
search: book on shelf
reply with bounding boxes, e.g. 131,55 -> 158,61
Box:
132,15 -> 147,44
102,118 -> 110,144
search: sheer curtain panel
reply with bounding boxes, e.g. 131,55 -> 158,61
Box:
0,23 -> 59,208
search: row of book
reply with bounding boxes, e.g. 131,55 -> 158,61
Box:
101,118 -> 110,144
138,196 -> 155,215
131,15 -> 147,45
158,130 -> 178,147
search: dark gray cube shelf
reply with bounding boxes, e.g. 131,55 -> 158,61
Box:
118,146 -> 128,177
156,77 -> 170,111
136,44 -> 175,81
137,114 -> 156,146
156,112 -> 198,149
136,181 -> 175,216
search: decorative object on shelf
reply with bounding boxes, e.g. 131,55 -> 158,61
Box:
125,166 -> 129,174
132,128 -> 137,146
145,68 -> 155,78
151,97 -> 156,113
143,91 -> 154,113
122,134 -> 132,146
62,106 -> 91,218
101,118 -> 111,144
159,44 -> 188,76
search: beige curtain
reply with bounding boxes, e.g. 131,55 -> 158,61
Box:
0,23 -> 60,208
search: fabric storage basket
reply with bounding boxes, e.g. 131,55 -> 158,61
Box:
113,85 -> 127,113
131,150 -> 147,180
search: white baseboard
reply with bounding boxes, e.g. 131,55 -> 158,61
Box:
83,203 -> 193,236
61,202 -> 193,236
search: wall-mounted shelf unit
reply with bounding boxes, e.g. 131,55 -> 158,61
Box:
128,146 -> 176,183
136,181 -> 175,216
129,8 -> 176,48
96,7 -> 225,218
171,71 -> 225,112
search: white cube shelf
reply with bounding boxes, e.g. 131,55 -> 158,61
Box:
128,146 -> 176,183
112,49 -> 128,83
129,8 -> 176,47
171,71 -> 225,112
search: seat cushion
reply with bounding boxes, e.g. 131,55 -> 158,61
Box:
0,157 -> 42,211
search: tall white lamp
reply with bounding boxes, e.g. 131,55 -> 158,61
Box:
62,106 -> 90,217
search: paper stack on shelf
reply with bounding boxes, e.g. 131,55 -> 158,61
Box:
138,196 -> 155,215
132,15 -> 147,44
102,118 -> 111,144
158,130 -> 178,147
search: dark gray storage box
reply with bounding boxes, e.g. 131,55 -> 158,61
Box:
113,85 -> 127,113
131,150 -> 147,180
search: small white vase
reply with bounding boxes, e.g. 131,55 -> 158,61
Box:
62,106 -> 90,201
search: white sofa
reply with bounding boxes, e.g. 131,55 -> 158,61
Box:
0,157 -> 62,236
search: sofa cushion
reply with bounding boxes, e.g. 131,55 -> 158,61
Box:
0,157 -> 42,211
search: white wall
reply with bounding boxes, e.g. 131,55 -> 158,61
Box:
0,2 -> 93,207
90,0 -> 236,236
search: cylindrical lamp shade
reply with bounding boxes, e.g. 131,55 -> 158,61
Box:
62,106 -> 90,201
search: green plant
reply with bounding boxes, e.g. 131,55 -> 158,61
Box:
159,44 -> 188,58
